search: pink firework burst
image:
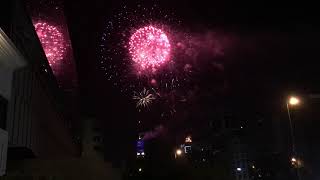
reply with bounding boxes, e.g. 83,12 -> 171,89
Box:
129,25 -> 171,71
34,22 -> 66,68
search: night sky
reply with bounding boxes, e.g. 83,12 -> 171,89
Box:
63,0 -> 320,170
64,0 -> 320,109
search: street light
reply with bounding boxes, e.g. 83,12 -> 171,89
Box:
289,96 -> 300,106
175,148 -> 183,158
286,96 -> 301,154
286,96 -> 302,180
176,149 -> 182,156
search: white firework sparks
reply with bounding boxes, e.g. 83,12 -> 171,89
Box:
133,88 -> 156,108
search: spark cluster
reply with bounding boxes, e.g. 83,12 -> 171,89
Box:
34,22 -> 66,69
129,25 -> 171,71
133,88 -> 156,108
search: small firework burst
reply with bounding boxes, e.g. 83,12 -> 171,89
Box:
133,88 -> 156,108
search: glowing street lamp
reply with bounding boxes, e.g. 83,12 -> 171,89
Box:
286,95 -> 301,180
175,148 -> 183,158
176,149 -> 182,156
289,96 -> 300,106
286,96 -> 301,154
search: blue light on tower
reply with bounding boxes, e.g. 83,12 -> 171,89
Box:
136,139 -> 145,157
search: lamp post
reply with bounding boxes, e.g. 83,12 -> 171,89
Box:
286,96 -> 300,154
286,96 -> 301,180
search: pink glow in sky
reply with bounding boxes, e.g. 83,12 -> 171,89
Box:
34,22 -> 67,68
129,25 -> 171,71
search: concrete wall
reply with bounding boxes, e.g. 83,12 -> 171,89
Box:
0,129 -> 8,176
6,66 -> 78,158
7,68 -> 35,151
0,68 -> 13,101
0,28 -> 26,100
1,27 -> 78,157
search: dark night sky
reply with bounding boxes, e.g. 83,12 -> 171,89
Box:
64,0 -> 320,164
65,0 -> 320,115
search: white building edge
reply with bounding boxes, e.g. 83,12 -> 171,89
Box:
0,27 -> 27,176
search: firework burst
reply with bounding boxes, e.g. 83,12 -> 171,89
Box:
34,21 -> 67,72
98,3 -> 228,114
133,88 -> 156,108
129,25 -> 171,71
98,3 -> 186,93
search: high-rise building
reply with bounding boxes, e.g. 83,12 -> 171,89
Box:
229,137 -> 250,180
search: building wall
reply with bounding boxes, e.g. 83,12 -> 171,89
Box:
1,26 -> 77,157
0,68 -> 13,101
7,67 -> 34,150
0,129 -> 8,176
82,117 -> 104,158
0,28 -> 26,101
6,66 -> 78,157
5,117 -> 120,179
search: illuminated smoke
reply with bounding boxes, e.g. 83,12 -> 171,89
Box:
142,125 -> 166,140
129,25 -> 171,71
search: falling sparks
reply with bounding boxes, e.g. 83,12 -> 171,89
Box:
34,22 -> 67,69
133,88 -> 156,108
129,25 -> 171,71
